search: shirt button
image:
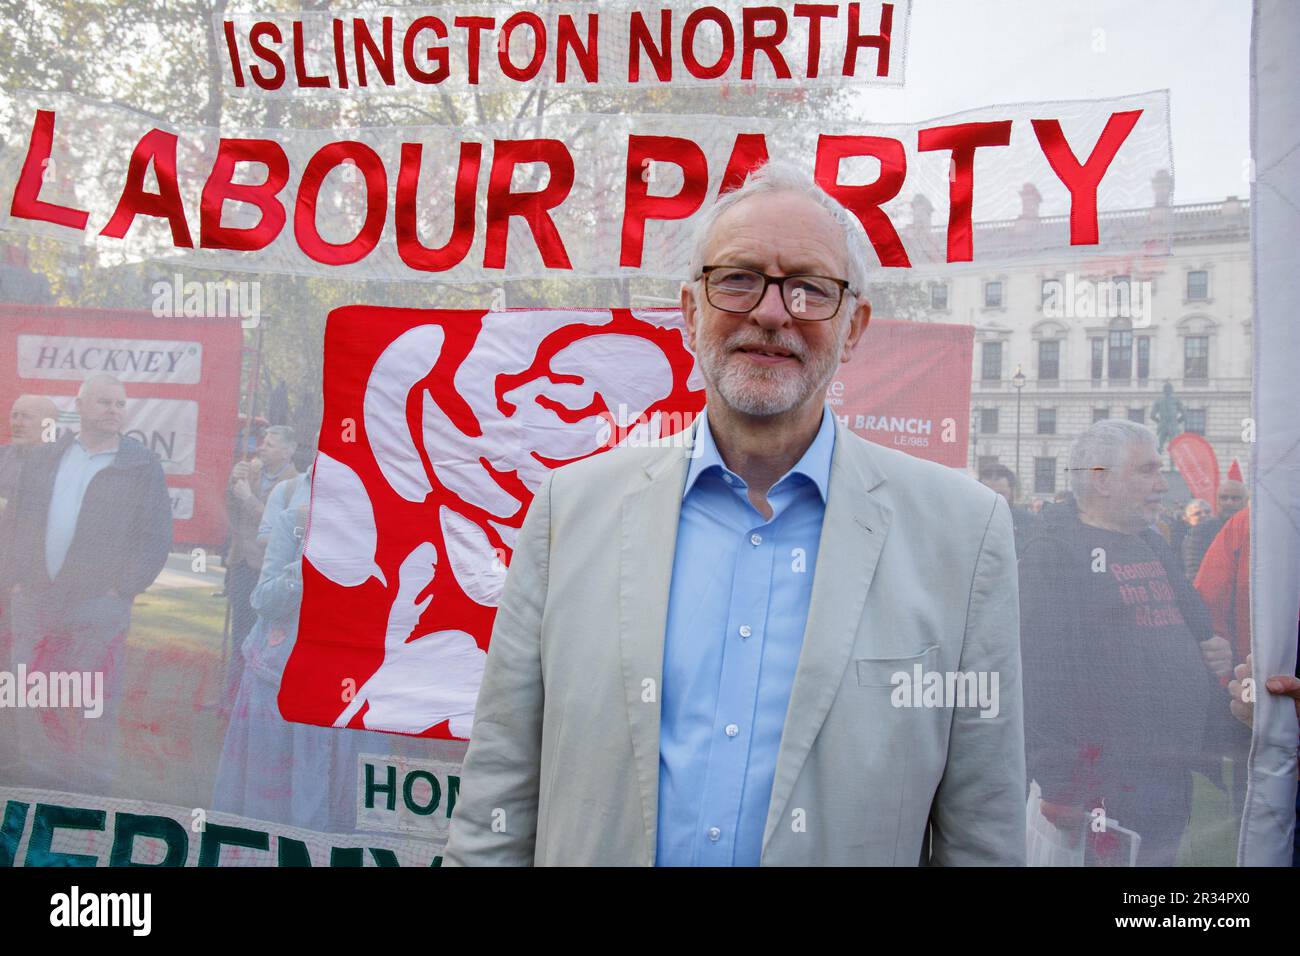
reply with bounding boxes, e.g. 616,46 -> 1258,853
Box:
723,474 -> 735,484
750,532 -> 762,546
738,624 -> 752,638
725,723 -> 739,737
707,827 -> 721,842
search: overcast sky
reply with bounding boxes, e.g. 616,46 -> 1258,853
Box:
856,0 -> 1251,204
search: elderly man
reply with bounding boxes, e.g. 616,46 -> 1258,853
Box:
0,393 -> 60,509
445,162 -> 1024,867
1018,419 -> 1244,865
0,373 -> 172,793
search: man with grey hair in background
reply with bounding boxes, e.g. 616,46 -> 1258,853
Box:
446,161 -> 1025,866
1019,418 -> 1244,865
0,373 -> 172,793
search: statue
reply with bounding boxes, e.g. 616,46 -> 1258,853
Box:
1150,382 -> 1187,453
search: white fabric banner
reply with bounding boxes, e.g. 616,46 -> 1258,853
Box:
215,1 -> 911,95
0,88 -> 1171,282
1241,0 -> 1300,867
0,786 -> 445,866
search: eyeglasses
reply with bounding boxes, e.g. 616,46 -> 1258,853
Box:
697,265 -> 854,322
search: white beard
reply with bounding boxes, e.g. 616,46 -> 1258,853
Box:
697,321 -> 848,416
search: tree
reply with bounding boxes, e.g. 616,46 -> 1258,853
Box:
0,1 -> 896,448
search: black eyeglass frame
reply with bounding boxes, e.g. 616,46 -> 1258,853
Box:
696,265 -> 857,322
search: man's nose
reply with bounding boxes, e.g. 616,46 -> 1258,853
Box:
749,279 -> 792,329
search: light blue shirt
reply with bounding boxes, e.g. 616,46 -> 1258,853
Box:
258,465 -> 312,539
45,437 -> 118,579
655,403 -> 835,866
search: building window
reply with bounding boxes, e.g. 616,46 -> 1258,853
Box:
979,408 -> 999,434
1186,408 -> 1207,435
1091,339 -> 1104,381
1185,336 -> 1209,380
1037,407 -> 1057,435
1093,407 -> 1110,423
981,341 -> 1003,381
1108,329 -> 1133,381
930,283 -> 948,310
1034,457 -> 1057,494
984,280 -> 1004,309
1038,340 -> 1060,381
1128,407 -> 1146,424
1136,336 -> 1151,381
1187,270 -> 1209,300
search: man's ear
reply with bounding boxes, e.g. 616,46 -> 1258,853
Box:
680,281 -> 700,353
1092,467 -> 1114,500
841,296 -> 871,362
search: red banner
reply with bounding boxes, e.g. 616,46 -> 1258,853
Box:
288,306 -> 976,737
830,318 -> 973,467
1168,431 -> 1220,508
0,304 -> 243,545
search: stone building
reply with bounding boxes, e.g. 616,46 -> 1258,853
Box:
907,172 -> 1251,502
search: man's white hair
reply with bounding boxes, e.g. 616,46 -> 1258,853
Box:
684,160 -> 872,302
1069,418 -> 1158,499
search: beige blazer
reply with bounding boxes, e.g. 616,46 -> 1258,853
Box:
444,411 -> 1025,866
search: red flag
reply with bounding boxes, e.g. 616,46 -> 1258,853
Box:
830,320 -> 974,467
1168,432 -> 1220,510
287,307 -> 979,737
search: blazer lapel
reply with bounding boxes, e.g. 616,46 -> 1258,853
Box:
618,419 -> 698,864
762,417 -> 893,854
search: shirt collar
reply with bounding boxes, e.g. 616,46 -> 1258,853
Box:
683,403 -> 836,503
72,434 -> 119,459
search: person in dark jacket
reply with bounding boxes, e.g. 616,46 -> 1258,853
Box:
1182,480 -> 1248,581
0,393 -> 62,673
979,462 -> 1037,555
1019,419 -> 1246,865
0,393 -> 61,510
0,373 -> 172,795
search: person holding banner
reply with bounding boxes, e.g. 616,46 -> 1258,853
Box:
445,162 -> 1025,867
222,424 -> 300,714
213,485 -> 385,833
0,373 -> 171,795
